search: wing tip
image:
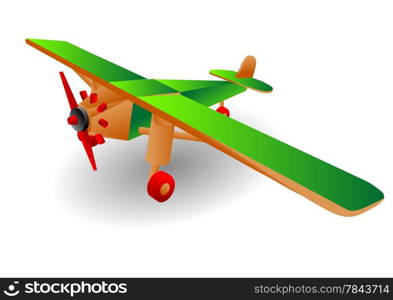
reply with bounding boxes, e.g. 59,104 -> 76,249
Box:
337,198 -> 384,217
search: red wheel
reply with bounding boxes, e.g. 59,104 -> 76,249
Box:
216,106 -> 230,117
147,171 -> 175,202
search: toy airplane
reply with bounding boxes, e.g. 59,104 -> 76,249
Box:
26,38 -> 384,216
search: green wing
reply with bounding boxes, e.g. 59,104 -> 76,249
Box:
26,39 -> 246,102
27,38 -> 246,139
27,39 -> 145,81
138,94 -> 383,215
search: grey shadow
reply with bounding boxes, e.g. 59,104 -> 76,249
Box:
56,137 -> 254,227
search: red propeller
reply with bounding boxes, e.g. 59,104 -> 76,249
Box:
60,72 -> 78,110
59,72 -> 105,171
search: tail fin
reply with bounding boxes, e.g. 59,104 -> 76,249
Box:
236,55 -> 256,78
210,56 -> 273,93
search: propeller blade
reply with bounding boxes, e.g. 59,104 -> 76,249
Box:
77,131 -> 97,171
59,72 -> 78,109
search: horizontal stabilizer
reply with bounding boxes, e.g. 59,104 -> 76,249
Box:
210,56 -> 273,93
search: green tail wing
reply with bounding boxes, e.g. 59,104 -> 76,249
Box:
210,69 -> 273,93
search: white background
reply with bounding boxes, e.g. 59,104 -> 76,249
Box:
0,0 -> 392,277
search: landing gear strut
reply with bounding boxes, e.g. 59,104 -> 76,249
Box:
139,115 -> 201,202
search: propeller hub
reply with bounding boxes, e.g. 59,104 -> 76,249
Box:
69,107 -> 89,132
